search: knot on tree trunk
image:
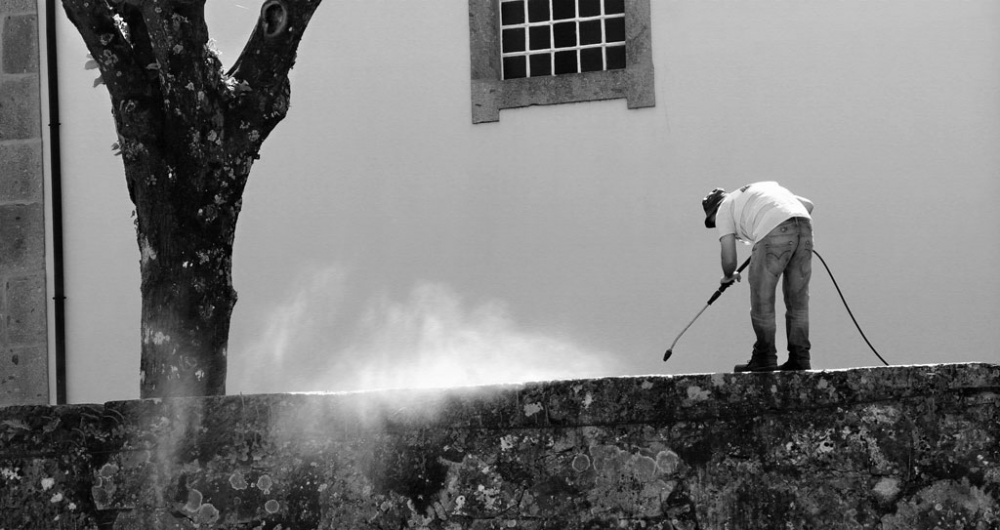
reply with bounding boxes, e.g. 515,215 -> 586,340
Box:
261,0 -> 290,39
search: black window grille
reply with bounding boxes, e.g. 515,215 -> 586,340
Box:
499,0 -> 627,80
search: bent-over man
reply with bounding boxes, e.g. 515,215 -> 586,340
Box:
702,182 -> 815,372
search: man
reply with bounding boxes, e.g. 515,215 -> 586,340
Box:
702,182 -> 815,372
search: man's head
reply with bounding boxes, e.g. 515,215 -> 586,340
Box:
702,188 -> 726,229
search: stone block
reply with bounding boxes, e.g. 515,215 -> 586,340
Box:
0,292 -> 6,341
0,202 -> 45,273
0,344 -> 47,405
5,273 -> 46,344
0,0 -> 40,15
2,14 -> 38,74
0,75 -> 40,141
0,140 -> 42,203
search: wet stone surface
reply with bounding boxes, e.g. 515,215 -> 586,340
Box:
1,363 -> 998,529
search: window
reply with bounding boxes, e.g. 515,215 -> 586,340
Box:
469,0 -> 654,123
499,0 -> 626,79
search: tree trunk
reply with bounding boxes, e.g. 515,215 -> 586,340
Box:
61,0 -> 323,397
133,155 -> 246,396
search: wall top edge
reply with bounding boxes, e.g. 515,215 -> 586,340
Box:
3,363 -> 996,431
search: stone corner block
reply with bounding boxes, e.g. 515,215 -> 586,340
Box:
2,14 -> 39,74
0,141 -> 43,203
0,76 -> 41,141
0,344 -> 48,406
4,273 -> 47,344
0,1 -> 41,15
0,203 -> 45,273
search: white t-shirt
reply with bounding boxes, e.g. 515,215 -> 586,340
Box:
715,182 -> 810,244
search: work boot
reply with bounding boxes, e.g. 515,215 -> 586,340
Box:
733,358 -> 778,373
779,359 -> 811,371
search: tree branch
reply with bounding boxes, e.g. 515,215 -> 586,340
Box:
61,0 -> 146,103
114,2 -> 157,75
228,0 -> 322,87
133,0 -> 221,98
226,0 -> 323,135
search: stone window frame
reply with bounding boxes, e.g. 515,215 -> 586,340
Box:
468,0 -> 655,124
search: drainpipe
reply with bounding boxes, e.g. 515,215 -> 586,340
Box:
44,0 -> 67,404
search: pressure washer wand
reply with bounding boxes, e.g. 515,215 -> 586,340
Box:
663,257 -> 751,361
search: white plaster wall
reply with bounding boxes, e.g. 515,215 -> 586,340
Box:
54,0 -> 1000,403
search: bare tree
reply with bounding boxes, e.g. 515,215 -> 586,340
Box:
61,0 -> 323,397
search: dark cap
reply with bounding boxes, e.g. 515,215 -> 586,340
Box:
702,188 -> 726,228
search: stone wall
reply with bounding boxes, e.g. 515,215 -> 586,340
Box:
0,0 -> 49,406
1,363 -> 998,529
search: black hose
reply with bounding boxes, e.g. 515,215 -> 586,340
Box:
812,250 -> 889,366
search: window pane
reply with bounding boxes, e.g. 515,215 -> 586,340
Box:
554,50 -> 578,75
579,20 -> 602,45
527,0 -> 550,22
500,1 -> 525,25
503,56 -> 527,79
497,0 -> 631,79
552,0 -> 576,20
529,53 -> 552,76
605,17 -> 625,43
529,26 -> 551,50
502,28 -> 526,53
580,47 -> 603,72
606,45 -> 626,70
605,0 -> 625,15
579,0 -> 601,17
553,21 -> 577,48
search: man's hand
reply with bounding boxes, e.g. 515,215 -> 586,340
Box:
721,272 -> 742,285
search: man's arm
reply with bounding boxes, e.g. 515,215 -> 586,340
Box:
797,196 -> 814,214
719,234 -> 740,283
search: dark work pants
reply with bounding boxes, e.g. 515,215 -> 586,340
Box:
748,217 -> 813,364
